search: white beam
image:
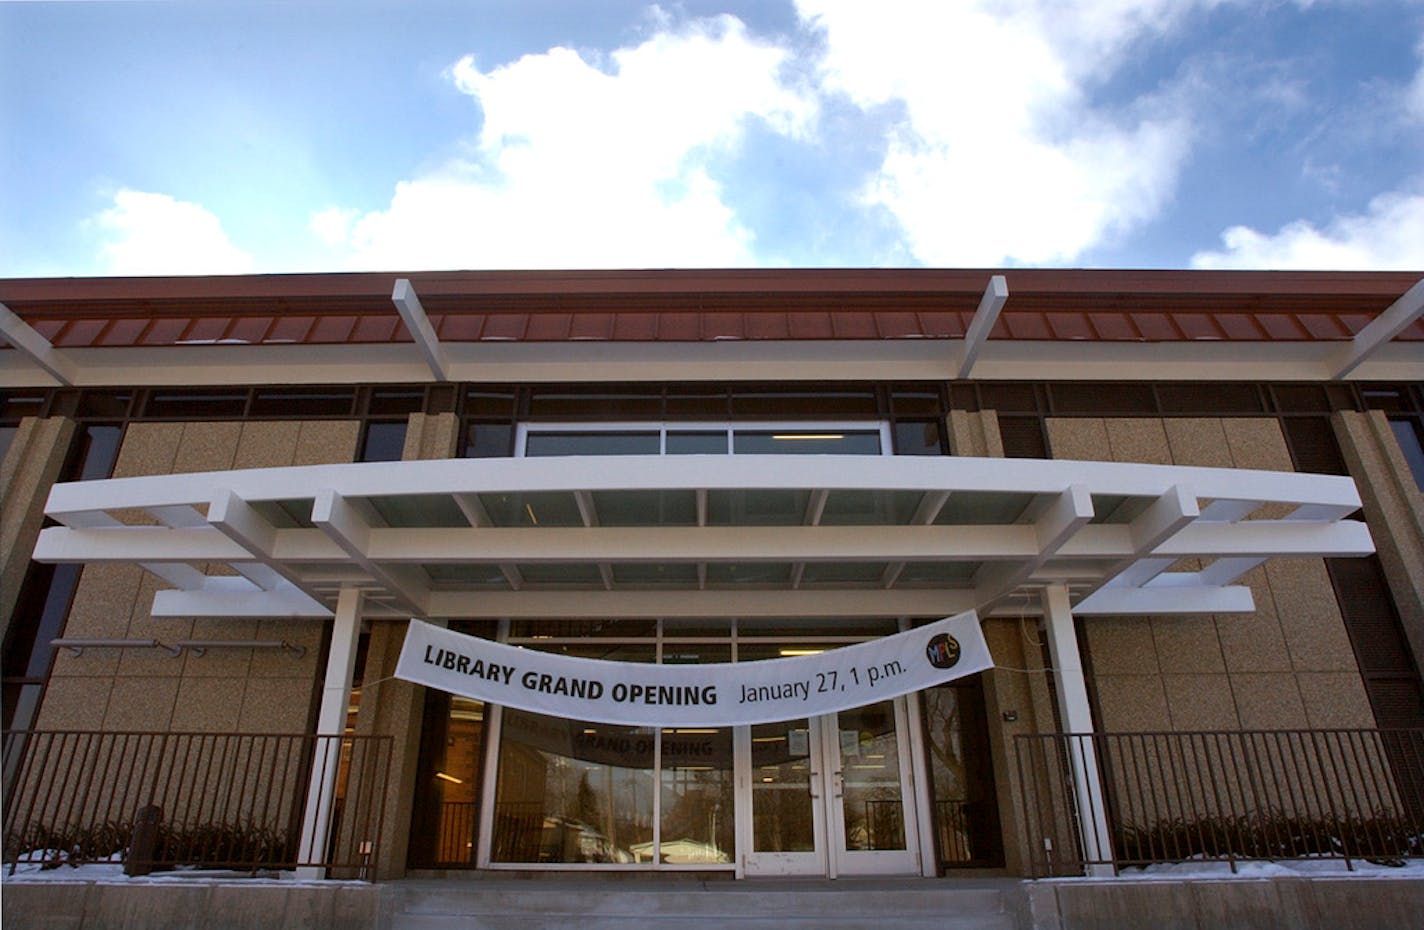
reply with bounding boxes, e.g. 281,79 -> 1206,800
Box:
208,488 -> 322,595
1041,584 -> 1115,876
1087,485 -> 1199,595
1332,277 -> 1424,379
296,587 -> 363,879
1074,584 -> 1255,615
974,485 -> 1093,603
152,579 -> 332,618
423,587 -> 979,618
956,275 -> 1009,379
311,488 -> 430,615
391,278 -> 449,381
0,301 -> 78,386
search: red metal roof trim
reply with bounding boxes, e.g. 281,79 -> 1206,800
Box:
3,269 -> 1420,348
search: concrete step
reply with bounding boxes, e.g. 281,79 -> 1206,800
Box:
384,877 -> 1022,930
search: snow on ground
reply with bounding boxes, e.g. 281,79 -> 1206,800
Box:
2,852 -> 358,885
1112,858 -> 1424,880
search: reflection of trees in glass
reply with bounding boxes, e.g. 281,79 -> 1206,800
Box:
576,770 -> 600,826
923,686 -> 966,800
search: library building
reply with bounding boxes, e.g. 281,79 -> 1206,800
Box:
2,268 -> 1422,884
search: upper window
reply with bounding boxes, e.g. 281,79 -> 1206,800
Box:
517,422 -> 892,457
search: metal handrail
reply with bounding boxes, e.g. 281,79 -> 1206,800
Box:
2,729 -> 393,879
1014,728 -> 1424,877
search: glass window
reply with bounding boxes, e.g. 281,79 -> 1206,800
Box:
659,726 -> 735,864
492,710 -> 655,863
750,718 -> 816,852
465,423 -> 513,458
250,388 -> 355,416
142,390 -> 249,418
359,420 -> 408,462
524,430 -> 661,456
921,682 -> 1002,867
665,431 -> 728,454
893,421 -> 944,455
732,429 -> 881,455
0,425 -> 17,466
1390,418 -> 1424,490
409,694 -> 486,867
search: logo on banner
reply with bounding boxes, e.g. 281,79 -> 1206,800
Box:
925,632 -> 962,670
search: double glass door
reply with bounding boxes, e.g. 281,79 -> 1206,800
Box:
737,698 -> 919,876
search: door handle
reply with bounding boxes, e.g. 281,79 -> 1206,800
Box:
810,769 -> 821,799
832,770 -> 844,799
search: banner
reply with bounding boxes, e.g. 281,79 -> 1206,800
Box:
395,611 -> 991,727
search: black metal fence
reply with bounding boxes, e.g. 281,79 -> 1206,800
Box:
1015,728 -> 1424,877
2,730 -> 394,878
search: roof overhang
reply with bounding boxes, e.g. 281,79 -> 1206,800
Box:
33,455 -> 1374,621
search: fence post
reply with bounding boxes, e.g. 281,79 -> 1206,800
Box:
295,587 -> 364,879
1041,584 -> 1115,876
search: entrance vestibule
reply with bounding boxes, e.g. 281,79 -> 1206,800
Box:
407,618 -> 998,878
738,698 -> 920,876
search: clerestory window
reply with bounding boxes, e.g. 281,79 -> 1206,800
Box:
516,422 -> 893,457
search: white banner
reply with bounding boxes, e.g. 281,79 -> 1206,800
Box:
395,611 -> 991,727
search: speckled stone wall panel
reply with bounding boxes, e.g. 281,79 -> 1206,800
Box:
1091,675 -> 1172,732
1297,672 -> 1378,729
1053,414 -> 1372,738
1229,673 -> 1309,729
1104,418 -> 1172,465
1221,417 -> 1295,472
180,619 -> 259,678
33,676 -> 115,730
102,676 -> 181,731
294,420 -> 361,466
173,420 -> 242,474
403,412 -> 460,460
111,422 -> 184,478
1,416 -> 76,645
1045,417 -> 1108,462
1162,418 -> 1233,468
237,675 -> 319,733
1149,617 -> 1227,675
1081,618 -> 1159,676
169,676 -> 246,731
948,410 -> 1004,457
33,418 -> 358,737
249,618 -> 325,678
979,615 -> 1059,875
349,620 -> 427,878
1265,559 -> 1360,672
1215,565 -> 1294,673
1161,674 -> 1239,730
233,420 -> 302,469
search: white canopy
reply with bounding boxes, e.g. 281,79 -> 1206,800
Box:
33,454 -> 1373,621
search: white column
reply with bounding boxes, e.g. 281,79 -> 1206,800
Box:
295,587 -> 363,880
1040,583 -> 1115,877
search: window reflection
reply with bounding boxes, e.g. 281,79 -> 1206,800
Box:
656,728 -> 734,864
493,711 -> 654,863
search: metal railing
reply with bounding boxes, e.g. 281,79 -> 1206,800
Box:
2,730 -> 394,879
1015,728 -> 1424,877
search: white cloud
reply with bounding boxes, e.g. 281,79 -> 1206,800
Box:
93,189 -> 253,276
1409,36 -> 1424,121
794,0 -> 1204,265
1191,185 -> 1424,269
325,16 -> 812,270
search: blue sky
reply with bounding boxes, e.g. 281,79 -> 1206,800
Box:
2,0 -> 1422,277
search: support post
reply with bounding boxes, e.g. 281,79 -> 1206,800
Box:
296,587 -> 363,880
1040,584 -> 1115,877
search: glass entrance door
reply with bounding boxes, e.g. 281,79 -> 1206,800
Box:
738,698 -> 920,877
